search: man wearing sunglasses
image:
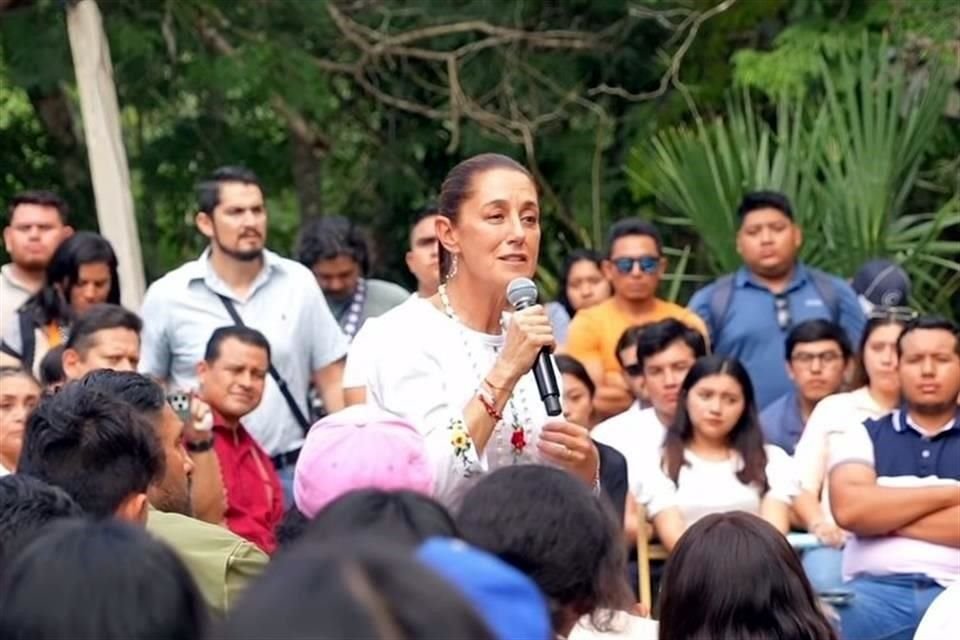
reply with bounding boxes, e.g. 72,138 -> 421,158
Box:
567,218 -> 707,419
689,191 -> 865,409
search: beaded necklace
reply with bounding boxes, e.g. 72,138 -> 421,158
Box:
438,283 -> 531,462
337,278 -> 367,341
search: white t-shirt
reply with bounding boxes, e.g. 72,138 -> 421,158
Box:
352,296 -> 555,506
793,387 -> 890,521
592,404 -> 666,493
0,463 -> 10,478
344,295 -> 420,390
915,583 -> 960,640
641,444 -> 799,525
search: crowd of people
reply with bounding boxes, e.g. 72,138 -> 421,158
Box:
0,153 -> 958,640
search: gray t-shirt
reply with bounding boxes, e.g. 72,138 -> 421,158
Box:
327,278 -> 410,332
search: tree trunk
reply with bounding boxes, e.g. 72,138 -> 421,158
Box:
27,86 -> 89,194
288,121 -> 324,222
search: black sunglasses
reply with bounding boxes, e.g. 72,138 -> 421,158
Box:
611,256 -> 660,275
623,363 -> 644,377
774,294 -> 791,331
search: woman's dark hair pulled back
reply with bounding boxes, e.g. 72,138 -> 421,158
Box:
437,153 -> 533,280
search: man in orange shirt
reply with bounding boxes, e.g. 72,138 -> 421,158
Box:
566,219 -> 707,418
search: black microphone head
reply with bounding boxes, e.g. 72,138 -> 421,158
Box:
506,277 -> 538,309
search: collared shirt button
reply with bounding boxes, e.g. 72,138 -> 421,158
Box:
921,449 -> 931,458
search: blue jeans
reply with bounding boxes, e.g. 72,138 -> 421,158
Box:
275,464 -> 296,510
838,574 -> 944,640
802,546 -> 846,594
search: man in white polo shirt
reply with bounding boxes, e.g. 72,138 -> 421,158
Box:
140,166 -> 348,502
829,316 -> 960,640
593,319 -> 706,488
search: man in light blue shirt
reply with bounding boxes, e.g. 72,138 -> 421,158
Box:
139,166 -> 349,500
689,191 -> 865,408
759,319 -> 851,454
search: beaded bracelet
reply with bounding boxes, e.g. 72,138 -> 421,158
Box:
477,387 -> 504,421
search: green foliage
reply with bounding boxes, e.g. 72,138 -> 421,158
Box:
630,37 -> 960,316
0,0 -> 957,319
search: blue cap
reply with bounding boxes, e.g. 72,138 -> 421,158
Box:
852,258 -> 911,307
417,537 -> 551,640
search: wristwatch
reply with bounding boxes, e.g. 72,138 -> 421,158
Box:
186,438 -> 214,454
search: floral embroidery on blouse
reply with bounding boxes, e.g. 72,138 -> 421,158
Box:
449,418 -> 477,476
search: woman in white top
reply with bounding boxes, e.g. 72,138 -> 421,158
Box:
791,310 -> 908,591
643,355 -> 799,551
0,366 -> 41,476
349,153 -> 599,506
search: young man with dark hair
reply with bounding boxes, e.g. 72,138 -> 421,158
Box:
197,325 -> 283,553
0,474 -> 83,568
593,319 -> 706,488
87,368 -> 268,614
17,379 -> 163,522
140,166 -> 349,502
0,191 -> 73,338
689,191 -> 865,409
297,215 -> 409,341
61,303 -> 142,379
760,319 -> 852,455
406,204 -> 440,298
567,218 -> 707,419
830,316 -> 960,640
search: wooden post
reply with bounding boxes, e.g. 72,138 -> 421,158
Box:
65,0 -> 145,308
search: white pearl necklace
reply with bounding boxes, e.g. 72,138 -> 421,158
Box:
438,283 -> 532,464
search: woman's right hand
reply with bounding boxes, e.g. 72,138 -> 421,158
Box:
490,304 -> 555,387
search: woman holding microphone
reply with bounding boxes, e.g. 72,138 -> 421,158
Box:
347,153 -> 599,505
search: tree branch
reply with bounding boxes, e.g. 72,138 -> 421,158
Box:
589,0 -> 738,101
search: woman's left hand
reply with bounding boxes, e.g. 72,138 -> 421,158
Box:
537,420 -> 600,488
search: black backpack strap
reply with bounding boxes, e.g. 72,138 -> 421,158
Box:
215,295 -> 312,434
20,311 -> 36,370
706,274 -> 736,345
0,340 -> 21,360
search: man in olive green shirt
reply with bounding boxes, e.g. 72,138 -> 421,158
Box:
89,370 -> 269,613
147,507 -> 267,614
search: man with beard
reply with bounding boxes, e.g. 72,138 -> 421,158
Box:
830,316 -> 960,640
86,369 -> 268,614
140,166 -> 349,503
0,191 -> 72,341
689,191 -> 865,409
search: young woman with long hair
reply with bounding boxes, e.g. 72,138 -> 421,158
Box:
791,309 -> 911,593
546,249 -> 611,345
0,231 -> 119,375
643,355 -> 799,551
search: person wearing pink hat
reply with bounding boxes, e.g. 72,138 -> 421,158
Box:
293,404 -> 435,518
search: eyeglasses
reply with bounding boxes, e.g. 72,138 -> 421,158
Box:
868,306 -> 918,322
623,363 -> 644,377
790,351 -> 845,367
774,294 -> 791,331
612,256 -> 660,275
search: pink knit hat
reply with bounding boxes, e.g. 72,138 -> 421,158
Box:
293,405 -> 435,518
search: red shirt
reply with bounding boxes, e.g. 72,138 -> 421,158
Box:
212,415 -> 283,554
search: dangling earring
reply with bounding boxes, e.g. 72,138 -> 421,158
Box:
447,254 -> 459,280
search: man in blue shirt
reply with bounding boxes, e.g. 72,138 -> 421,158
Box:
760,319 -> 851,454
689,191 -> 865,408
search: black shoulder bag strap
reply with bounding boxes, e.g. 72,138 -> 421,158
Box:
216,295 -> 312,434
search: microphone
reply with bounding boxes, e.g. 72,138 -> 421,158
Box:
506,277 -> 562,417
